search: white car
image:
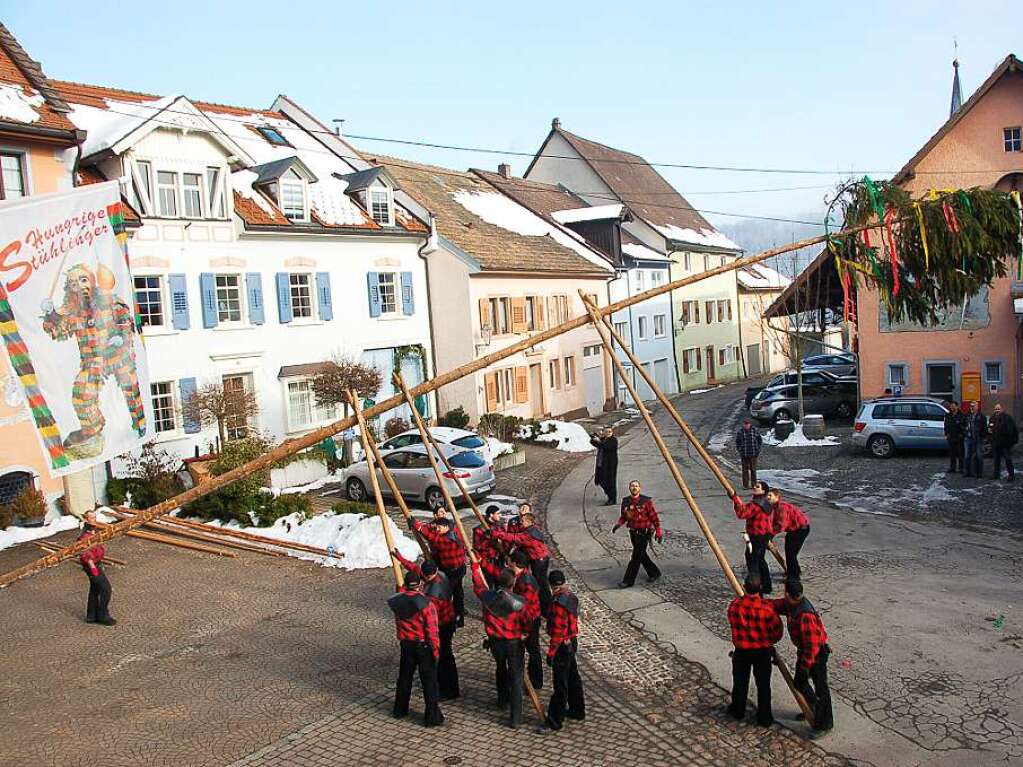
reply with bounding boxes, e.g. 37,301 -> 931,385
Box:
379,426 -> 492,464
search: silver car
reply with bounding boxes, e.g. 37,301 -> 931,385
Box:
344,443 -> 495,510
850,397 -> 950,458
800,353 -> 857,377
379,426 -> 492,463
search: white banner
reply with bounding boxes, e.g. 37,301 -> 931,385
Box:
0,182 -> 153,477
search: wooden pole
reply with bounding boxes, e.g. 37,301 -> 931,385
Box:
123,528 -> 238,557
34,541 -> 126,566
1,223 -> 871,590
108,512 -> 287,558
580,295 -> 814,726
586,298 -> 788,572
393,373 -> 489,531
348,391 -> 404,588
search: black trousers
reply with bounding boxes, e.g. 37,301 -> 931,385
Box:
438,623 -> 460,699
86,571 -> 112,622
963,438 -> 983,477
741,456 -> 758,489
745,535 -> 773,594
443,565 -> 466,622
784,526 -> 810,580
992,445 -> 1015,479
546,638 -> 585,730
729,647 -> 774,726
947,439 -> 963,471
795,646 -> 833,731
623,530 -> 660,586
394,640 -> 444,726
524,617 -> 544,690
531,556 -> 552,615
601,474 -> 617,502
490,638 -> 524,726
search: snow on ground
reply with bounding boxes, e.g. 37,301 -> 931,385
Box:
0,515 -> 80,552
688,386 -> 724,395
921,473 -> 956,503
762,424 -> 840,447
519,420 -> 594,452
203,512 -> 420,570
707,430 -> 732,453
273,474 -> 343,497
478,495 -> 526,515
0,83 -> 44,123
756,469 -> 829,500
487,437 -> 514,458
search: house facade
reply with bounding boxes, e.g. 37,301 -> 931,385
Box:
737,263 -> 791,376
524,121 -> 743,391
55,80 -> 435,463
0,24 -> 85,514
375,157 -> 614,424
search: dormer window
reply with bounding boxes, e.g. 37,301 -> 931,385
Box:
369,187 -> 393,226
279,171 -> 308,222
249,157 -> 317,223
256,126 -> 291,147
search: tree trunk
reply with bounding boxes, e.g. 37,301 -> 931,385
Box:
217,418 -> 226,452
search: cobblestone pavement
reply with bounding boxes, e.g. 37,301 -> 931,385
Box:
2,436 -> 858,767
567,381 -> 1023,765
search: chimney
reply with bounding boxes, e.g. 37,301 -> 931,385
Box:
551,117 -> 561,130
497,163 -> 511,178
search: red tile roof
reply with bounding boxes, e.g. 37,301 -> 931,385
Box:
75,165 -> 141,223
0,23 -> 78,134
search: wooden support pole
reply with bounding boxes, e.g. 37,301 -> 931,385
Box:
393,373 -> 489,531
108,512 -> 287,558
122,528 -> 238,557
587,300 -> 788,572
34,541 -> 127,566
580,294 -> 814,727
1,223 -> 873,590
349,391 -> 404,589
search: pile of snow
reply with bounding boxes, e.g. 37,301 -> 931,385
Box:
0,514 -> 80,552
689,385 -> 724,395
763,424 -> 840,447
480,494 -> 526,515
519,420 -> 595,453
756,469 -> 829,501
202,511 -> 420,570
0,83 -> 44,124
654,224 -> 741,252
273,474 -> 343,497
487,437 -> 514,458
550,204 -> 623,224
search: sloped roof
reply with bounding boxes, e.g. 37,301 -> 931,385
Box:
52,80 -> 426,234
0,23 -> 78,135
472,169 -> 589,222
893,53 -> 1022,185
339,166 -> 395,193
532,127 -> 738,251
75,165 -> 141,224
375,156 -> 612,275
737,263 -> 790,291
251,155 -> 317,185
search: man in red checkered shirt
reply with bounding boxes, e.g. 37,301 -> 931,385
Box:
732,480 -> 776,594
509,549 -> 544,691
470,560 -> 528,729
545,570 -> 585,731
474,505 -> 506,588
491,506 -> 551,613
413,515 -> 467,626
727,575 -> 783,726
612,480 -> 663,588
772,580 -> 833,732
392,550 -> 460,700
388,572 -> 443,727
78,512 -> 115,626
768,489 -> 811,580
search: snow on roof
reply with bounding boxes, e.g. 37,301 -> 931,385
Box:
654,223 -> 741,252
550,203 -> 623,224
0,82 -> 44,124
738,263 -> 790,290
1015,297 -> 1023,315
67,94 -> 179,157
452,189 -> 612,271
621,241 -> 670,262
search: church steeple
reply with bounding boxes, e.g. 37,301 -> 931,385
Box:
950,46 -> 963,117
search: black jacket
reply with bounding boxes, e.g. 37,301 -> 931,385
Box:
943,411 -> 963,441
989,412 -> 1019,449
964,412 -> 988,441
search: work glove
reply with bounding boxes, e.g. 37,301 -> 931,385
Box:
655,533 -> 663,544
611,524 -> 620,534
546,655 -> 554,668
482,638 -> 491,651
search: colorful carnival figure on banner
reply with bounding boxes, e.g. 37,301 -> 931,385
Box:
40,262 -> 144,458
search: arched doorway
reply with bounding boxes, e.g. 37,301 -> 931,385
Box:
994,173 -> 1023,192
0,470 -> 34,505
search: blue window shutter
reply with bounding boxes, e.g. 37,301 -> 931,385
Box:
316,272 -> 333,321
246,273 -> 264,325
179,377 -> 200,433
400,271 -> 414,316
275,272 -> 293,323
199,273 -> 218,328
366,271 -> 381,318
168,273 -> 190,330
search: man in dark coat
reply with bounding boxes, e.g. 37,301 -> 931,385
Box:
962,401 -> 988,478
590,427 -> 619,505
943,400 -> 964,473
989,403 -> 1018,482
734,419 -> 763,489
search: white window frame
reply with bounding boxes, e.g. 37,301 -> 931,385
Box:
215,273 -> 247,326
377,272 -> 400,318
206,166 -> 227,218
651,270 -> 665,288
150,380 -> 180,436
222,373 -> 255,441
563,356 -> 576,387
637,316 -> 648,341
705,300 -> 715,324
653,314 -> 666,338
284,376 -> 338,433
0,151 -> 28,200
182,172 -> 204,219
682,253 -> 691,271
368,187 -> 394,226
683,347 -> 699,372
288,272 -> 316,321
133,274 -> 167,330
983,360 -> 1004,385
156,170 -> 180,217
549,359 -> 561,390
495,367 -> 515,407
524,296 -> 538,331
1004,126 -> 1022,153
886,363 -> 908,387
280,176 -> 309,222
613,321 -> 630,342
634,270 -> 645,291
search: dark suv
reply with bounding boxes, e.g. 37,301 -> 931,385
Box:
750,377 -> 858,423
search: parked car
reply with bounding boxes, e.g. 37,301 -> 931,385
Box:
851,397 -> 952,458
745,369 -> 853,407
800,353 -> 857,377
750,378 -> 858,423
345,443 -> 495,510
379,426 -> 492,463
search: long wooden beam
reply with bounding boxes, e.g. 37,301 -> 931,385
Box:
580,293 -> 814,727
0,223 -> 867,590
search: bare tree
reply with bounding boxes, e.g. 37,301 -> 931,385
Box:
310,354 -> 382,418
181,381 -> 260,450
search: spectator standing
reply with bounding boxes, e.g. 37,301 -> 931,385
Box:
944,400 -> 964,473
734,419 -> 763,489
590,427 -> 619,505
989,403 -> 1018,482
962,401 -> 988,479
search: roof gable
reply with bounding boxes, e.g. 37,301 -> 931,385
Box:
0,23 -> 77,133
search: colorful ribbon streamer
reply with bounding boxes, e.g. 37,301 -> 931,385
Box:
884,207 -> 901,296
913,202 -> 930,270
1012,190 -> 1022,280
